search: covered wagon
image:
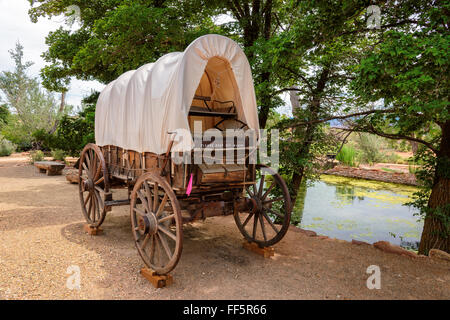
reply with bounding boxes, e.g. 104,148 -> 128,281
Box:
78,34 -> 292,275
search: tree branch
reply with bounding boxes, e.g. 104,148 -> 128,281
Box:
290,109 -> 396,127
339,124 -> 438,154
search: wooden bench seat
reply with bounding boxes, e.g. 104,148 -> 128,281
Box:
34,161 -> 65,176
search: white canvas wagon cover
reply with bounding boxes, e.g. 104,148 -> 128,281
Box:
95,34 -> 259,154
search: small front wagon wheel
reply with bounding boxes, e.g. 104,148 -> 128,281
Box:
235,164 -> 292,247
79,144 -> 109,228
130,172 -> 183,275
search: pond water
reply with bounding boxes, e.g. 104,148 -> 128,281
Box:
293,175 -> 423,250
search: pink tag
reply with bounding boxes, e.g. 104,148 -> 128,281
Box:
186,173 -> 193,196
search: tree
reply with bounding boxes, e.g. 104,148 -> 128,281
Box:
29,0 -> 290,128
350,1 -> 449,254
0,43 -> 62,149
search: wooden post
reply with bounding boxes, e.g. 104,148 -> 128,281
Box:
140,268 -> 173,288
83,224 -> 103,235
242,240 -> 274,258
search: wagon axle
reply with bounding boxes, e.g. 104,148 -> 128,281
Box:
83,179 -> 94,191
137,213 -> 158,236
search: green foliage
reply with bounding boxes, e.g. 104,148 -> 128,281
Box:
0,135 -> 16,157
51,104 -> 95,156
357,134 -> 384,165
336,145 -> 358,167
0,104 -> 9,128
51,149 -> 66,161
30,150 -> 44,163
0,43 -> 62,149
30,0 -> 223,87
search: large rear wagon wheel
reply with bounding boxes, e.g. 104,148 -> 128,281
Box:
235,164 -> 292,247
78,144 -> 109,228
130,172 -> 183,275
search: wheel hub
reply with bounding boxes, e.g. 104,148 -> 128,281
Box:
250,197 -> 263,214
83,179 -> 94,191
137,212 -> 158,235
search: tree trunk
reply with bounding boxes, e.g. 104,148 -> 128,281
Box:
418,120 -> 450,254
289,68 -> 329,203
410,133 -> 418,154
49,91 -> 66,134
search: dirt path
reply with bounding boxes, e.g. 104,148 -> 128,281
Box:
0,155 -> 448,299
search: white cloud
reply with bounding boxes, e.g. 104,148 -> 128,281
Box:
0,0 -> 105,108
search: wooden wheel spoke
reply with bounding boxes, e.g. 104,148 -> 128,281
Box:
258,175 -> 265,197
95,176 -> 104,185
262,211 -> 280,233
148,236 -> 156,262
143,181 -> 152,211
91,192 -> 97,222
155,194 -> 168,218
82,162 -> 92,180
137,190 -> 150,213
87,193 -> 93,220
252,213 -> 258,239
262,181 -> 276,200
158,225 -> 177,241
94,163 -> 102,181
153,183 -> 159,212
133,207 -> 146,217
140,234 -> 150,250
245,186 -> 254,197
157,233 -> 173,259
158,213 -> 175,224
156,235 -> 163,267
266,208 -> 284,219
91,151 -> 97,174
264,196 -> 284,204
85,152 -> 91,172
259,214 -> 267,241
242,212 -> 254,227
84,192 -> 91,206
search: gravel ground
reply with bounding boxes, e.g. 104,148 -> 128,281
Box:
0,154 -> 449,299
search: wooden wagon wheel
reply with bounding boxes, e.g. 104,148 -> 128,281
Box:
130,171 -> 183,275
234,164 -> 292,247
78,143 -> 109,228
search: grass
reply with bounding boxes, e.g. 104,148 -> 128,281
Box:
336,145 -> 358,167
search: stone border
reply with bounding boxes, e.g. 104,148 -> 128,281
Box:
290,226 -> 450,262
324,165 -> 417,186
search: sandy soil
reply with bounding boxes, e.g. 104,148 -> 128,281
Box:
0,154 -> 448,300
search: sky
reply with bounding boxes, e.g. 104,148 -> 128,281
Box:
0,0 -> 105,109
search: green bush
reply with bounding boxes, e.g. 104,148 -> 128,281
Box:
382,152 -> 402,164
51,149 -> 66,161
30,150 -> 44,163
357,133 -> 384,165
0,136 -> 16,156
336,145 -> 358,167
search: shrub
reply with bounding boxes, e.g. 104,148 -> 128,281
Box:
51,149 -> 66,161
357,133 -> 384,164
336,145 -> 358,167
382,152 -> 402,164
0,136 -> 16,156
30,150 -> 44,163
